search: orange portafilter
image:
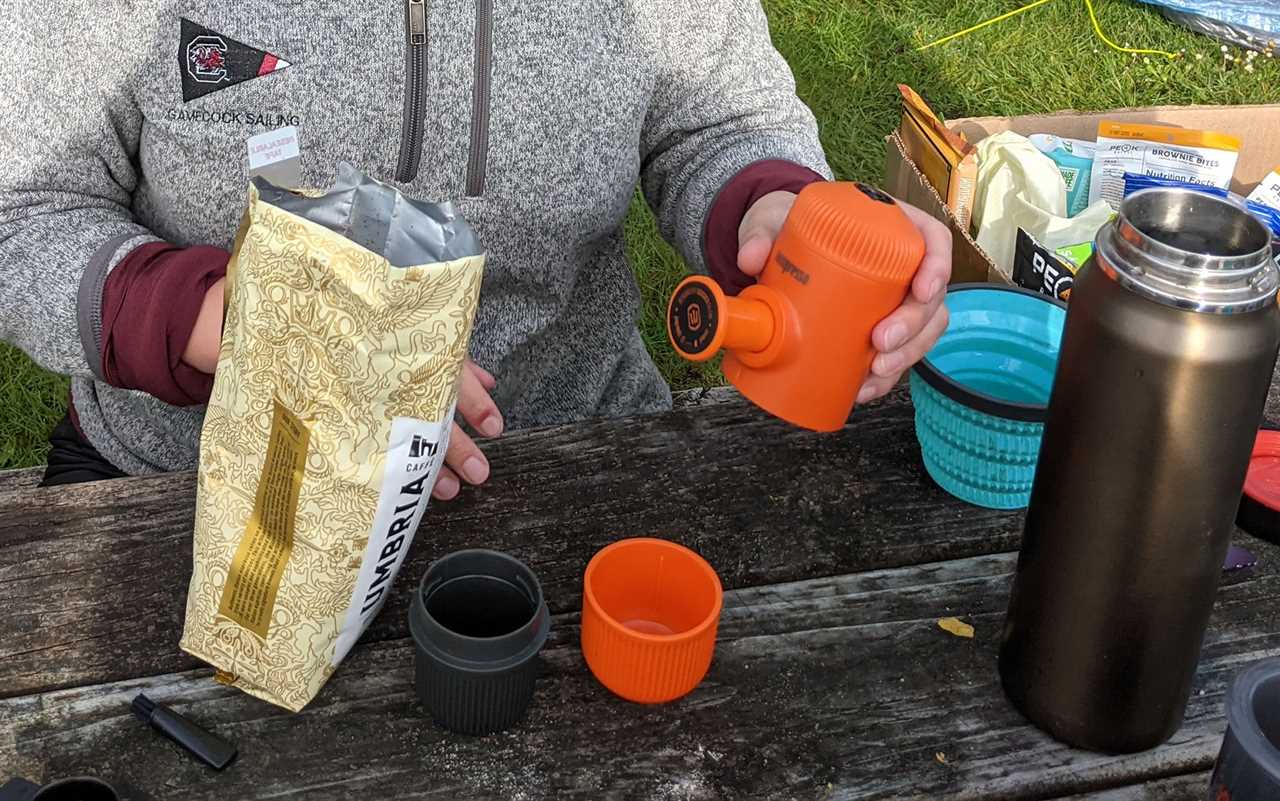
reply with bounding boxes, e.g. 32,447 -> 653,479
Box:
667,182 -> 926,432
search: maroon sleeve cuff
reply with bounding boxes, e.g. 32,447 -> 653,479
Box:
704,160 -> 826,296
100,243 -> 229,407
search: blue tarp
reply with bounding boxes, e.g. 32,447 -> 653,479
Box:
1136,0 -> 1280,49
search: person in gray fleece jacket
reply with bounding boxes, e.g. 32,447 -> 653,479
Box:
0,2 -> 951,494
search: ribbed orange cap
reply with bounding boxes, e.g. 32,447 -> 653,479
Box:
786,182 -> 926,284
581,538 -> 723,704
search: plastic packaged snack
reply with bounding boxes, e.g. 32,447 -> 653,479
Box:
897,84 -> 979,231
1089,121 -> 1240,209
1013,229 -> 1079,301
1029,134 -> 1097,218
180,164 -> 485,712
1247,167 -> 1280,212
1122,172 -> 1280,242
1054,241 -> 1094,268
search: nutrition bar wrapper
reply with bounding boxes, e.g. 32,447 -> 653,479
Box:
896,85 -> 979,232
1247,167 -> 1280,211
1012,228 -> 1078,301
1122,171 -> 1280,242
1089,121 -> 1240,209
179,164 -> 485,712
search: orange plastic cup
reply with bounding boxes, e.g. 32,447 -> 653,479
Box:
580,538 -> 724,704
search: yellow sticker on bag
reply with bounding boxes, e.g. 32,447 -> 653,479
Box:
217,399 -> 309,638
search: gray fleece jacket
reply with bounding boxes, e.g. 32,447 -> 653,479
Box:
0,1 -> 829,475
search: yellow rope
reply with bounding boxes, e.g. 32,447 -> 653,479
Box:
917,0 -> 1054,52
917,0 -> 1181,59
1083,0 -> 1180,58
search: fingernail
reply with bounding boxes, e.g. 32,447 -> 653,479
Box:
479,414 -> 503,438
857,385 -> 876,404
883,323 -> 908,352
434,473 -> 459,500
461,456 -> 489,485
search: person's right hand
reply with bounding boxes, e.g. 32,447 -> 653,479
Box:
433,360 -> 503,501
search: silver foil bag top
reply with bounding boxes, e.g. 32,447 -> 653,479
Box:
252,163 -> 482,266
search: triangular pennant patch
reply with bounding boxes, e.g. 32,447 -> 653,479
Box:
179,18 -> 292,103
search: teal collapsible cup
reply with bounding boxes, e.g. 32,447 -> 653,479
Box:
909,284 -> 1066,510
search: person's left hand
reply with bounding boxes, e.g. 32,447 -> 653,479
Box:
737,189 -> 953,404
432,359 -> 503,502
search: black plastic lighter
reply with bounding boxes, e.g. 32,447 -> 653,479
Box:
131,694 -> 237,770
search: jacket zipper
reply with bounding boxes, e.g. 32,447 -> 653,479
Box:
465,0 -> 493,197
395,0 -> 429,183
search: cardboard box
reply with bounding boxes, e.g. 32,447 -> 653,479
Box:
885,103 -> 1280,285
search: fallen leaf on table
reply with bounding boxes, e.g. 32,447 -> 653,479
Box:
938,617 -> 974,638
936,752 -> 948,764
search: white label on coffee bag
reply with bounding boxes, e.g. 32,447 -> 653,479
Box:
332,409 -> 454,665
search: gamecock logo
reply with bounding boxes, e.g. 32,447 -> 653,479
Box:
187,35 -> 229,84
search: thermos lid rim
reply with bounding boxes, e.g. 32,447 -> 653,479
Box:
912,283 -> 1064,423
1096,188 -> 1279,314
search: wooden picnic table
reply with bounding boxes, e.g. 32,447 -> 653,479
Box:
1,385 -> 1277,801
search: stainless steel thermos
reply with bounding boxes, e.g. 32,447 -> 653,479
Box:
999,188 -> 1280,754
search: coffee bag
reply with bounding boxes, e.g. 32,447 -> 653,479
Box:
180,165 -> 484,711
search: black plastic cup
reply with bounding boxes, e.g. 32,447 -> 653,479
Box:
0,778 -> 119,801
1209,659 -> 1280,799
409,549 -> 550,735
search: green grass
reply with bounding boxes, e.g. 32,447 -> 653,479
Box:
0,345 -> 67,468
2,0 -> 1277,468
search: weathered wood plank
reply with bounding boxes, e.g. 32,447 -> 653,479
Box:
670,386 -> 737,409
1057,773 -> 1210,800
0,387 -> 1033,698
0,467 -> 43,494
1265,375 -> 1280,425
3,550 -> 1274,801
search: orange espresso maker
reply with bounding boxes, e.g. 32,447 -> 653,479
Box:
667,182 -> 926,432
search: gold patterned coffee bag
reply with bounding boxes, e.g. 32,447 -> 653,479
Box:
180,166 -> 484,711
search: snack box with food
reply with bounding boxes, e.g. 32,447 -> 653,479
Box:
886,103 -> 1280,285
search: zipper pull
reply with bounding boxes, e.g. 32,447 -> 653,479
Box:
408,0 -> 427,46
